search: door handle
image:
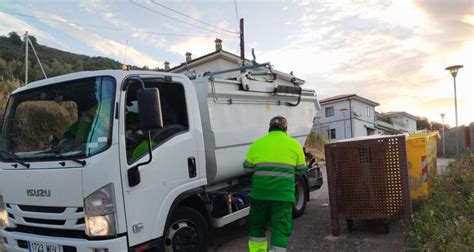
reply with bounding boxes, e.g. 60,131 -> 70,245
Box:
188,157 -> 197,178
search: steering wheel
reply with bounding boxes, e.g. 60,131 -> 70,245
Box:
154,124 -> 186,136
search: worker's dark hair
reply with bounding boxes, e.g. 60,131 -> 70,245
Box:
268,116 -> 288,132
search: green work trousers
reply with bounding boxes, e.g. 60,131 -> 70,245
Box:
248,198 -> 293,251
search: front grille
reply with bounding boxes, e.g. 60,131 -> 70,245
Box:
23,217 -> 66,225
18,205 -> 66,213
11,225 -> 88,239
6,204 -> 85,235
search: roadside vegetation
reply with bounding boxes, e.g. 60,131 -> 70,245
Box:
408,152 -> 474,251
304,132 -> 327,162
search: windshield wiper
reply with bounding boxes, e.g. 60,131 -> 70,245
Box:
0,151 -> 30,168
55,154 -> 86,167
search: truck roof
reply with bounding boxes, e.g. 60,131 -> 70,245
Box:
12,69 -> 187,95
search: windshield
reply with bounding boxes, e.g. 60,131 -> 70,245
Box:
0,76 -> 116,161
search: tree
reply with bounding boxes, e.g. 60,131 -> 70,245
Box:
417,117 -> 449,131
8,32 -> 22,45
417,117 -> 431,130
28,35 -> 38,45
379,114 -> 393,124
0,58 -> 10,79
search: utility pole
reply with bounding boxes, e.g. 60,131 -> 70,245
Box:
123,40 -> 129,65
239,18 -> 245,72
24,31 -> 29,85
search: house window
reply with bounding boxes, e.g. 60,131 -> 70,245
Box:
325,106 -> 334,117
330,129 -> 336,139
406,119 -> 409,126
366,106 -> 370,117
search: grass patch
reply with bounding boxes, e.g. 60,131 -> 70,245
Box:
407,154 -> 474,251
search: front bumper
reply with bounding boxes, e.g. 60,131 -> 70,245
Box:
1,228 -> 127,252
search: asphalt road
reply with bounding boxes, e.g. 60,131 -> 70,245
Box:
1,159 -> 454,252
212,164 -> 408,252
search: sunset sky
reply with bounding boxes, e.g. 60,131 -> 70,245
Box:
0,0 -> 472,126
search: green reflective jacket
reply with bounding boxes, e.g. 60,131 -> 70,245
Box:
243,130 -> 307,203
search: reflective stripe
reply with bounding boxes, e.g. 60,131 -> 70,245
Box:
254,170 -> 293,178
256,162 -> 294,170
249,236 -> 266,242
244,161 -> 255,168
244,168 -> 254,173
271,246 -> 288,252
295,164 -> 306,170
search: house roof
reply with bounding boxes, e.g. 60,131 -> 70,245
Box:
319,94 -> 379,106
168,49 -> 305,84
168,49 -> 225,72
384,111 -> 419,120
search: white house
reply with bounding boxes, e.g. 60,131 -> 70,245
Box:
168,39 -> 303,87
313,94 -> 379,141
375,111 -> 418,134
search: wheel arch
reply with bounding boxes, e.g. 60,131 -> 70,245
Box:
164,187 -> 211,229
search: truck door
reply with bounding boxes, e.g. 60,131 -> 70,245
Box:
119,76 -> 203,247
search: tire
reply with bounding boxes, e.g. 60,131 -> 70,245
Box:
346,219 -> 354,232
163,206 -> 209,252
383,220 -> 390,234
292,175 -> 308,218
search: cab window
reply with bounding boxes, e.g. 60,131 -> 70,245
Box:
125,81 -> 188,163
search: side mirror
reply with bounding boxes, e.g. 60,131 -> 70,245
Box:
136,88 -> 164,130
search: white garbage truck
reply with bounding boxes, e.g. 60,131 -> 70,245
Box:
0,67 -> 322,251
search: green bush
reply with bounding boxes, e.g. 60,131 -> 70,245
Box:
407,156 -> 474,251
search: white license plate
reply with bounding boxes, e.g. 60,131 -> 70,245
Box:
28,241 -> 61,252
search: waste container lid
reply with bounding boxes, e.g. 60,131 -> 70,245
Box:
331,134 -> 406,143
407,131 -> 440,141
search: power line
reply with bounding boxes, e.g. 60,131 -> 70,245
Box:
150,0 -> 239,34
234,0 -> 239,25
0,10 -> 236,38
129,0 -> 237,37
234,0 -> 240,53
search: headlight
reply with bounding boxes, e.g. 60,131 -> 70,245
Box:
84,184 -> 117,237
0,195 -> 9,228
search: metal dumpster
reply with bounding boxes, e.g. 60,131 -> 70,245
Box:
406,131 -> 440,200
325,135 -> 412,236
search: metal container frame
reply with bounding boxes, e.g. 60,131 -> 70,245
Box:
325,135 -> 412,236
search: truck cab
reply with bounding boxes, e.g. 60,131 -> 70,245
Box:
0,69 -> 322,251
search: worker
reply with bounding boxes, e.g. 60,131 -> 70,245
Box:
243,116 -> 307,252
60,82 -> 113,153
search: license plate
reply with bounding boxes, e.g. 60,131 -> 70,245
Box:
28,241 -> 61,252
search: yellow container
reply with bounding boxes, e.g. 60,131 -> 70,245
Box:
406,131 -> 440,200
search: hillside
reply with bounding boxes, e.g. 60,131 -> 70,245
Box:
0,31 -> 143,120
0,32 -> 129,82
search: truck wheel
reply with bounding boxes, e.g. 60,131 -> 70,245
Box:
293,175 -> 308,218
346,218 -> 354,232
164,206 -> 209,252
